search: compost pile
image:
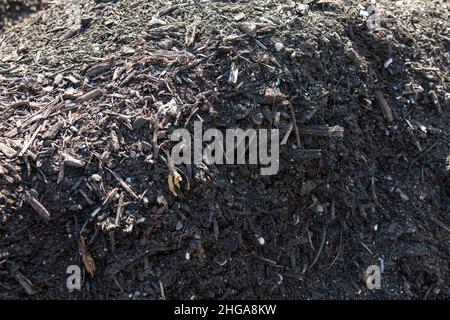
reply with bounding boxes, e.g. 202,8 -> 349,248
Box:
0,0 -> 449,299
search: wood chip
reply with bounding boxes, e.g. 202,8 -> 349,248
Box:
301,125 -> 344,138
18,123 -> 43,157
63,153 -> 86,168
109,130 -> 120,152
0,142 -> 17,158
42,119 -> 64,140
374,90 -> 394,122
85,61 -> 115,78
74,89 -> 104,104
23,189 -> 51,223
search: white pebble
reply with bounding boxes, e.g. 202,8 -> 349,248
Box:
91,174 -> 102,182
150,16 -> 167,27
316,204 -> 324,213
275,42 -> 284,52
257,236 -> 265,246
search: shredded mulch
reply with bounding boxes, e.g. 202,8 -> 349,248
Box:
0,0 -> 449,299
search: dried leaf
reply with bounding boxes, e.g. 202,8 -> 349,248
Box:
173,170 -> 182,189
163,149 -> 182,197
79,236 -> 96,277
168,169 -> 182,197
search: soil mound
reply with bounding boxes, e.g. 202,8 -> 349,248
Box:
0,0 -> 449,299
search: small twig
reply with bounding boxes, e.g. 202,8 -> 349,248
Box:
18,123 -> 43,157
306,225 -> 327,271
306,226 -> 315,251
360,241 -> 374,256
288,102 -> 302,148
78,188 -> 95,206
429,216 -> 450,233
280,121 -> 294,145
374,90 -> 394,122
329,230 -> 343,269
104,243 -> 174,277
105,167 -> 139,200
79,188 -> 119,235
159,280 -> 166,300
14,271 -> 36,295
414,141 -> 440,161
300,125 -> 344,138
115,193 -> 125,226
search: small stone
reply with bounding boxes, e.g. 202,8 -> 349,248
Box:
166,99 -> 178,115
136,217 -> 146,223
419,192 -> 426,201
176,220 -> 183,231
150,16 -> 167,27
239,23 -> 257,37
359,9 -> 370,17
54,74 -> 64,85
157,195 -> 167,206
297,4 -> 309,15
122,46 -> 135,55
234,13 -> 246,21
228,63 -> 239,84
275,42 -> 284,52
256,235 -> 265,246
91,174 -> 102,182
315,204 -> 324,213
396,188 -> 409,202
384,57 -> 393,69
63,153 -> 85,168
142,196 -> 149,207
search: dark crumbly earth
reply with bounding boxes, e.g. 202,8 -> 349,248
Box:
0,0 -> 449,299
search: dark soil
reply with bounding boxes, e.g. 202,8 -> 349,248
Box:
0,0 -> 449,299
